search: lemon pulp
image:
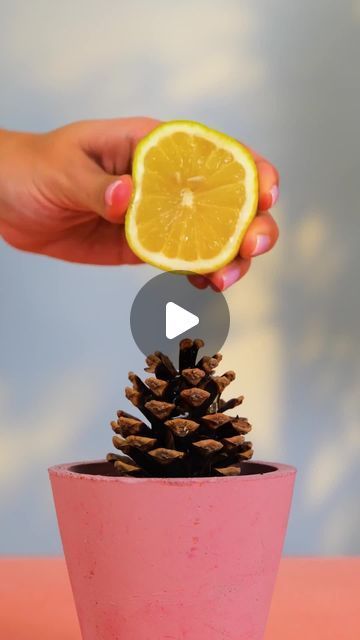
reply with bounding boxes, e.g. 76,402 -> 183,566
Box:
126,121 -> 258,273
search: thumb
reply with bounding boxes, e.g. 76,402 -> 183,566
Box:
102,174 -> 133,223
79,166 -> 133,223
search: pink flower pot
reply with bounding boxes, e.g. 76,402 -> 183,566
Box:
49,460 -> 296,640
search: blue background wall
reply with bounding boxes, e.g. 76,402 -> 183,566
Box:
1,0 -> 359,554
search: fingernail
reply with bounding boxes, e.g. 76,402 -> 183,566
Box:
270,184 -> 279,207
217,263 -> 242,290
252,234 -> 271,257
105,180 -> 123,207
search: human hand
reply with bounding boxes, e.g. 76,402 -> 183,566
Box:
0,118 -> 279,288
0,118 -> 156,265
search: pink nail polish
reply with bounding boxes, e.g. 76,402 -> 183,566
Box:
270,184 -> 279,207
220,263 -> 242,290
252,234 -> 271,257
105,180 -> 123,207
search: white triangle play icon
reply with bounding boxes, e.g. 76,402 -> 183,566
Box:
166,302 -> 199,340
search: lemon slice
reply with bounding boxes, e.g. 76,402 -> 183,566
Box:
125,120 -> 258,274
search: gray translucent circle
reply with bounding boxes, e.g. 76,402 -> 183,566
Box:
130,271 -> 230,360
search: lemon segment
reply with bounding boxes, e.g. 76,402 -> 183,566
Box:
125,121 -> 258,274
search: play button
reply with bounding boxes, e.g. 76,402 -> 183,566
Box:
166,302 -> 199,339
130,271 -> 230,360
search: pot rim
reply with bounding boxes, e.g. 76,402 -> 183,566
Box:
48,459 -> 296,484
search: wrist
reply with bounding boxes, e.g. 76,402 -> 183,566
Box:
0,128 -> 36,149
0,129 -> 34,226
0,128 -> 23,146
0,129 -> 46,240
0,128 -> 11,139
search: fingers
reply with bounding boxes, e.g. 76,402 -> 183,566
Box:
72,116 -> 161,223
239,211 -> 279,259
78,117 -> 161,175
257,162 -> 279,212
188,212 -> 278,291
187,275 -> 210,290
188,257 -> 252,292
73,155 -> 133,223
246,146 -> 279,212
103,174 -> 133,223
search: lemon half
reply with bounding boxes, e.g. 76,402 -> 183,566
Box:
125,120 -> 258,274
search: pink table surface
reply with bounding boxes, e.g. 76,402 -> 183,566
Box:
0,557 -> 359,639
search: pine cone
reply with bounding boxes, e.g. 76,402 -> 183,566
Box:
107,339 -> 253,477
